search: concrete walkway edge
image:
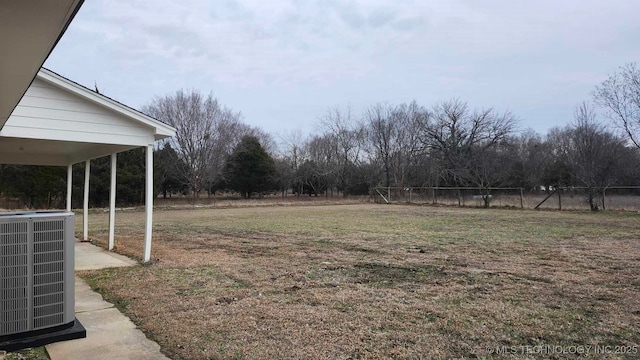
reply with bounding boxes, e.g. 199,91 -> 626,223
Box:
45,242 -> 170,360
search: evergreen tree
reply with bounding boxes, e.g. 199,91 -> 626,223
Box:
71,149 -> 149,208
0,165 -> 66,208
223,136 -> 277,198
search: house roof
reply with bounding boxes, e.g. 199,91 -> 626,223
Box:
0,0 -> 84,129
0,69 -> 176,166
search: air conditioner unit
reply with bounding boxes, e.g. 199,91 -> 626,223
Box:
0,211 -> 85,351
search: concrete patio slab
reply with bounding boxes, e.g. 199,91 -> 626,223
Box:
74,241 -> 137,271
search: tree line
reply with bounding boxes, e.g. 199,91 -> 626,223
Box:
274,99 -> 638,208
1,63 -> 639,210
0,149 -> 149,209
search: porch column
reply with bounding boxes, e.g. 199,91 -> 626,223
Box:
66,164 -> 72,212
144,145 -> 153,262
83,160 -> 90,241
108,153 -> 117,251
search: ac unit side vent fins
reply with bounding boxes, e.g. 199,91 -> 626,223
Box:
0,214 -> 74,337
34,293 -> 64,306
34,314 -> 64,330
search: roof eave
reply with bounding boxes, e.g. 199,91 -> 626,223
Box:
0,0 -> 84,129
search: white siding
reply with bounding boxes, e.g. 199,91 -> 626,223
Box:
2,78 -> 155,146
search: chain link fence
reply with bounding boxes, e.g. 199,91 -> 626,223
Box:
373,186 -> 640,211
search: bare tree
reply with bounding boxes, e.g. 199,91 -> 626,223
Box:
204,116 -> 243,196
365,101 -> 431,188
394,101 -> 430,186
143,89 -> 242,198
418,98 -> 518,190
511,129 -> 549,191
594,63 -> 640,148
464,143 -> 516,207
277,129 -> 308,196
302,134 -> 336,195
366,103 -> 397,187
557,102 -> 629,210
320,106 -> 366,197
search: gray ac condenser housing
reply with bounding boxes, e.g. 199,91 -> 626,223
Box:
0,212 -> 75,337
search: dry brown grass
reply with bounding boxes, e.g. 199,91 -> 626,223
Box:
153,194 -> 371,209
79,204 -> 640,359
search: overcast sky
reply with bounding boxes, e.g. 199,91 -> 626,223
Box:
45,0 -> 640,138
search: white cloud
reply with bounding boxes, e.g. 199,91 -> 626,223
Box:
46,0 -> 640,134
69,0 -> 454,86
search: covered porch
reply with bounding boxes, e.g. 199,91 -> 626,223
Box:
0,68 -> 176,262
0,0 -> 175,354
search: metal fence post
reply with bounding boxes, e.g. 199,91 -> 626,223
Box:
520,188 -> 524,209
558,189 -> 562,210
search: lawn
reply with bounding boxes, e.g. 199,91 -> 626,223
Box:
79,204 -> 640,359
